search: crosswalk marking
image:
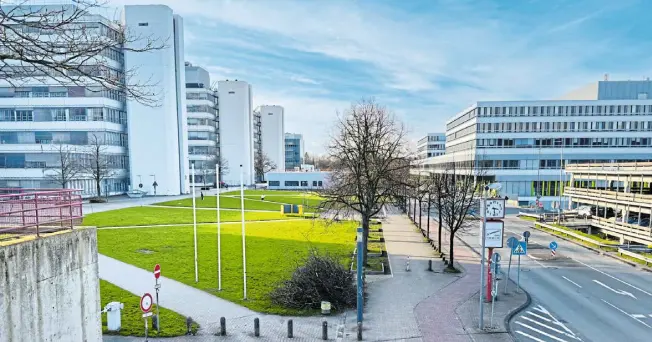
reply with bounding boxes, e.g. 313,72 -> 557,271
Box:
516,330 -> 547,342
514,304 -> 581,342
526,311 -> 553,323
515,321 -> 570,342
521,316 -> 580,339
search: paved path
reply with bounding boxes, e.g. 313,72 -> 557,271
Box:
97,218 -> 305,230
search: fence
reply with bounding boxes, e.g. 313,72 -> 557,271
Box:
0,189 -> 83,236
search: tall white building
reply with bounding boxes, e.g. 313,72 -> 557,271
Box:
0,4 -> 129,196
416,133 -> 445,161
185,62 -> 219,187
124,5 -> 188,195
218,80 -> 255,185
257,105 -> 285,174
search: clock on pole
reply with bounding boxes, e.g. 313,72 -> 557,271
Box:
481,198 -> 505,219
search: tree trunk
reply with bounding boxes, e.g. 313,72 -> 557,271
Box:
437,197 -> 443,252
448,228 -> 455,270
412,199 -> 417,223
418,199 -> 422,230
426,199 -> 431,240
96,178 -> 101,198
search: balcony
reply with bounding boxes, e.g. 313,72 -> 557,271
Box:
565,187 -> 652,207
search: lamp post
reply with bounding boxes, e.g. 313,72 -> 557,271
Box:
356,227 -> 364,324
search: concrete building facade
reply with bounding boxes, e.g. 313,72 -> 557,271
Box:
417,133 -> 445,161
124,5 -> 188,195
218,80 -> 255,185
284,133 -> 304,170
257,105 -> 285,173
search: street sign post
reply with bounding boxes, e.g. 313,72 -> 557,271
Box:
523,231 -> 531,244
153,264 -> 161,332
505,237 -> 518,294
140,293 -> 153,340
511,241 -> 527,293
356,227 -> 364,325
549,241 -> 558,257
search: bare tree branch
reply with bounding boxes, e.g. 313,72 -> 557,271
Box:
254,151 -> 277,181
43,143 -> 82,188
82,132 -> 116,197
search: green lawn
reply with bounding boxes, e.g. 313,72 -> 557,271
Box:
223,190 -> 313,196
83,206 -> 286,227
100,280 -> 198,337
97,220 -> 356,315
157,195 -> 282,211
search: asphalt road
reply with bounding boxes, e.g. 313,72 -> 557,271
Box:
453,215 -> 652,342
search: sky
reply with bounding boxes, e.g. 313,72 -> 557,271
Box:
111,0 -> 652,154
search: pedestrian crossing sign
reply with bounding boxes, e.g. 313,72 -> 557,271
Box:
512,241 -> 527,255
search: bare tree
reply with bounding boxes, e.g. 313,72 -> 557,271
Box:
0,1 -> 166,106
320,99 -> 411,265
438,160 -> 482,271
216,156 -> 229,186
83,133 -> 115,198
428,172 -> 448,252
303,152 -> 311,165
44,143 -> 82,188
254,151 -> 277,181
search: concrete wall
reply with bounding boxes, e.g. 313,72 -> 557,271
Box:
0,228 -> 101,342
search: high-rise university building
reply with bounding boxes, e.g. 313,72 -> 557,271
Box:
124,5 -> 188,195
185,63 -> 219,188
218,80 -> 255,185
423,79 -> 652,209
0,4 -> 129,196
416,133 -> 445,161
257,105 -> 285,174
284,133 -> 304,170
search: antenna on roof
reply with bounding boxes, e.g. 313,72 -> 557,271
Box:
604,73 -> 609,81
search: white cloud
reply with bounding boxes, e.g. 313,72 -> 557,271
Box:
288,74 -> 320,85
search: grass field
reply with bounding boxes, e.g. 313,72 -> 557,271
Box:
156,195 -> 283,211
223,190 -> 314,196
83,206 -> 286,227
97,220 -> 356,315
100,280 -> 197,337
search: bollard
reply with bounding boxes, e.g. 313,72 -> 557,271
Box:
287,319 -> 294,338
322,320 -> 328,340
428,259 -> 433,271
220,317 -> 226,336
186,316 -> 193,335
357,322 -> 363,341
254,317 -> 260,337
406,256 -> 411,272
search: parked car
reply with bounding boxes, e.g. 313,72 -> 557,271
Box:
577,206 -> 592,217
640,218 -> 650,227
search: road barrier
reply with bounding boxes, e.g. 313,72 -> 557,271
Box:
533,222 -> 615,250
618,248 -> 652,266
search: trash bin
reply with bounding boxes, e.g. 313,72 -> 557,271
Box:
104,302 -> 124,331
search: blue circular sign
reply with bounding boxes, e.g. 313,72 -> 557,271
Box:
492,252 -> 501,263
507,237 -> 519,248
523,231 -> 531,238
549,241 -> 558,250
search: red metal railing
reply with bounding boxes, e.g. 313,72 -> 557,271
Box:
0,189 -> 83,236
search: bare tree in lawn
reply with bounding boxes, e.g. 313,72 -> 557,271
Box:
216,155 -> 229,186
44,143 -> 82,188
320,99 -> 411,265
254,151 -> 277,181
0,1 -> 166,106
438,160 -> 481,271
83,133 -> 116,198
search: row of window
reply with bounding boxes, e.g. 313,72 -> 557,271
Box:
477,121 -> 652,134
268,180 -> 323,187
187,118 -> 217,127
0,86 -> 126,102
188,131 -> 217,141
0,153 -> 129,169
187,105 -> 217,115
0,107 -> 126,124
186,91 -> 218,103
0,131 -> 127,147
189,146 -> 217,155
477,137 -> 652,148
446,104 -> 652,131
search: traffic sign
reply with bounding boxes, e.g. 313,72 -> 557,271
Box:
523,231 -> 531,240
549,241 -> 558,251
507,237 -> 518,249
140,293 -> 153,313
142,312 -> 153,318
492,252 -> 501,263
512,241 -> 527,255
154,264 -> 161,279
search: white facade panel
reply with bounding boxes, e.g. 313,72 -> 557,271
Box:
259,105 -> 285,172
124,5 -> 186,195
218,80 -> 255,185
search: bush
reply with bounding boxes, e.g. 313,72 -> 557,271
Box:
270,252 -> 356,312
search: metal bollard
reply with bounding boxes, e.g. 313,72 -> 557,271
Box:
186,316 -> 193,335
428,259 -> 433,271
220,317 -> 226,336
254,317 -> 260,337
357,322 -> 363,341
406,256 -> 411,272
322,320 -> 328,340
287,319 -> 294,338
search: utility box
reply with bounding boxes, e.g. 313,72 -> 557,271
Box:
104,302 -> 124,331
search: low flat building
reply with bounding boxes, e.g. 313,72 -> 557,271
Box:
265,170 -> 329,190
565,161 -> 652,245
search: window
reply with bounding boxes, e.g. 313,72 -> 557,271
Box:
16,110 -> 32,121
138,22 -> 148,26
300,181 -> 308,187
35,131 -> 52,144
0,109 -> 14,121
53,108 -> 66,121
285,181 -> 299,187
269,181 -> 280,186
313,181 -> 318,186
318,181 -> 323,186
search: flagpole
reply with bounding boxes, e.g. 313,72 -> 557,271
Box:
216,163 -> 222,291
191,163 -> 198,283
240,164 -> 247,300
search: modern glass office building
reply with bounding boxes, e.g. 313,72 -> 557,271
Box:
284,133 -> 304,170
422,80 -> 652,209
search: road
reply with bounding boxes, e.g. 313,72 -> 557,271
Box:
452,215 -> 652,342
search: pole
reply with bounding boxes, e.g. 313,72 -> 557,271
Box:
240,165 -> 247,300
559,142 -> 564,222
479,193 -> 487,330
191,163 -> 198,283
486,248 -> 493,303
155,283 -> 160,332
504,251 -> 512,294
356,227 -> 364,324
517,254 -> 521,293
216,163 -> 222,291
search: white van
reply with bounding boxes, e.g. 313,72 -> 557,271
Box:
577,206 -> 592,218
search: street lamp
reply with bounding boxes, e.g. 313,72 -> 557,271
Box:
479,182 -> 501,330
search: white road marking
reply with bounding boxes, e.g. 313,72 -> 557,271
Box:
531,305 -> 576,335
573,258 -> 652,297
515,321 -> 570,342
527,311 -> 553,323
592,279 -> 637,299
520,316 -> 582,340
601,299 -> 652,328
562,276 -> 582,288
515,330 -> 548,342
632,314 -> 647,319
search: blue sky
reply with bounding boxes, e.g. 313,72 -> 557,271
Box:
116,0 -> 652,153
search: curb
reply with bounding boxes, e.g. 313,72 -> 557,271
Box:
504,286 -> 532,335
